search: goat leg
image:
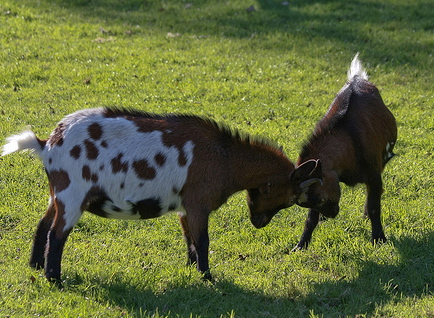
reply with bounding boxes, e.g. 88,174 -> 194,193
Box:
365,178 -> 387,244
30,201 -> 56,269
292,208 -> 320,251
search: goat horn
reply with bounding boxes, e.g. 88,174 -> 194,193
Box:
300,178 -> 322,190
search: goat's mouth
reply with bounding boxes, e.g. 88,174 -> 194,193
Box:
250,214 -> 270,229
318,204 -> 340,218
250,208 -> 281,229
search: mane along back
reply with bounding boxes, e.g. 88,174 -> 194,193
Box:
102,107 -> 281,152
300,77 -> 370,161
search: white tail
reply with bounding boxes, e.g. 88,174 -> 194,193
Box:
347,53 -> 368,81
2,131 -> 42,156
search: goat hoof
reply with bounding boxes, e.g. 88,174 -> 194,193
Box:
201,271 -> 213,283
290,246 -> 303,253
372,235 -> 387,245
29,262 -> 44,270
289,242 -> 308,253
47,277 -> 64,289
283,246 -> 301,254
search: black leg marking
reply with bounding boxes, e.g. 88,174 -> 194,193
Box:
292,208 -> 320,251
179,212 -> 212,281
365,177 -> 386,244
30,203 -> 56,269
45,228 -> 70,285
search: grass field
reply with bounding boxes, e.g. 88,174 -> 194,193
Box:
0,0 -> 433,317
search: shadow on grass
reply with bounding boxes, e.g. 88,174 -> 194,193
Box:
36,0 -> 432,66
68,231 -> 433,317
303,231 -> 434,316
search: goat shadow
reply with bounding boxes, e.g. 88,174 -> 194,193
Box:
302,231 -> 434,316
66,231 -> 433,317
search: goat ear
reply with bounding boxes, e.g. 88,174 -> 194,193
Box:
259,183 -> 271,195
290,159 -> 323,188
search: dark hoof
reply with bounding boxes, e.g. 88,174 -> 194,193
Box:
289,241 -> 308,253
283,245 -> 302,254
372,235 -> 387,245
29,261 -> 44,270
291,246 -> 302,253
47,277 -> 64,289
202,271 -> 214,283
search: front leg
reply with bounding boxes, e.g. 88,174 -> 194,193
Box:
292,208 -> 320,251
178,211 -> 212,281
365,178 -> 386,244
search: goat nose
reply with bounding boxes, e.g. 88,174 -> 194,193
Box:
250,214 -> 267,229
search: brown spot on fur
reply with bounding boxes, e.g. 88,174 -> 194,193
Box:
134,119 -> 164,133
52,198 -> 69,238
91,173 -> 98,183
49,158 -> 53,164
70,145 -> 81,159
82,165 -> 91,180
88,123 -> 103,140
111,153 -> 129,174
162,130 -> 189,166
48,123 -> 65,148
120,183 -> 124,189
132,160 -> 156,180
80,186 -> 108,217
38,138 -> 47,150
83,165 -> 99,183
103,108 -> 167,133
155,153 -> 166,166
178,148 -> 187,166
101,140 -> 108,148
49,170 -> 71,193
84,139 -> 99,160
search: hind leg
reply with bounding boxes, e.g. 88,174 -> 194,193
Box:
365,176 -> 386,244
29,198 -> 56,270
44,196 -> 82,284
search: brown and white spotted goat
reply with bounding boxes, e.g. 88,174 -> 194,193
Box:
290,54 -> 397,251
2,108 -> 319,283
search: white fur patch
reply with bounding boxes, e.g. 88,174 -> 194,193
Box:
42,109 -> 194,230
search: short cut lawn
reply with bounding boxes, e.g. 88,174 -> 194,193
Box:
0,0 -> 433,317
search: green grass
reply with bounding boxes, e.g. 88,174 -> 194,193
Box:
0,0 -> 433,317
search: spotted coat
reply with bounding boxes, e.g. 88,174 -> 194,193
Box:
3,107 -> 315,284
42,108 -> 195,228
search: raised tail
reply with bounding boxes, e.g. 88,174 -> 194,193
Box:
2,131 -> 45,157
347,53 -> 368,81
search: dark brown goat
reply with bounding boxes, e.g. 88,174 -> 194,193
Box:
291,54 -> 397,250
2,108 -> 319,284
